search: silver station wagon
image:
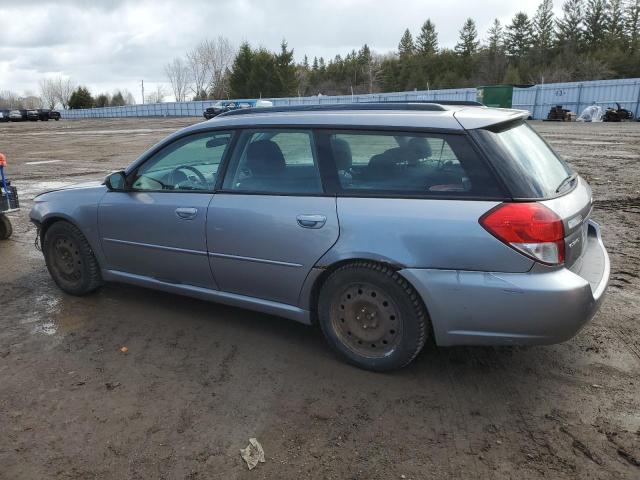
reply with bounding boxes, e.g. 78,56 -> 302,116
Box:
30,103 -> 610,370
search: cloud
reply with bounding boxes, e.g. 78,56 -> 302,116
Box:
0,0 -> 549,101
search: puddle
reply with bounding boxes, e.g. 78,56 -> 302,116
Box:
21,293 -> 61,336
21,292 -> 91,337
24,160 -> 62,166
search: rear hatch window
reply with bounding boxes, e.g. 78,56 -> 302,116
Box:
472,121 -> 573,199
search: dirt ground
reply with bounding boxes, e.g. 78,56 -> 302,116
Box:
0,118 -> 639,479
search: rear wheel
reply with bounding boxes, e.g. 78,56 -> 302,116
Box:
0,214 -> 12,240
43,221 -> 102,295
318,261 -> 429,371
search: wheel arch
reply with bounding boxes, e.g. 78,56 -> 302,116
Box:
304,257 -> 406,325
39,214 -> 79,247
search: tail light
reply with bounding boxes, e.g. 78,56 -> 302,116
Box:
479,203 -> 565,265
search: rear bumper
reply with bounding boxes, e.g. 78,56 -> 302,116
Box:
400,220 -> 610,346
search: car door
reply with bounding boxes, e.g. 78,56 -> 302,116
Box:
98,130 -> 234,289
207,129 -> 339,305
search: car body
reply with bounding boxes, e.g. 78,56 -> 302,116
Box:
0,109 -> 9,122
9,109 -> 27,121
48,110 -> 61,121
30,103 -> 609,370
203,100 -> 272,119
36,109 -> 51,121
26,110 -> 40,121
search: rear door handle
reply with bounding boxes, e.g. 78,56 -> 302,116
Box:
296,214 -> 326,229
175,207 -> 198,220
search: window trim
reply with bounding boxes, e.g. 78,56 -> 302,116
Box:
315,128 -> 509,200
217,127 -> 327,196
125,130 -> 237,194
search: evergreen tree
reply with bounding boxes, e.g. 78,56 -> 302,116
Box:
455,18 -> 479,56
398,29 -> 415,57
95,93 -> 110,108
584,0 -> 609,49
275,40 -> 297,96
533,0 -> 555,54
229,42 -> 254,98
628,0 -> 640,52
556,0 -> 585,46
505,12 -> 534,58
606,0 -> 625,45
416,19 -> 438,55
110,91 -> 126,106
487,18 -> 504,53
68,86 -> 94,109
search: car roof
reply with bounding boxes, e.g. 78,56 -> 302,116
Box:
184,103 -> 529,136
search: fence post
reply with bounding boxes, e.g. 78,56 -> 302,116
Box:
576,83 -> 583,114
532,85 -> 541,119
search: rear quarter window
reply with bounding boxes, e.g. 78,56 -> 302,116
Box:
319,130 -> 504,198
472,121 -> 573,199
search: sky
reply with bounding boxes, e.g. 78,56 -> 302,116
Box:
0,0 -> 559,103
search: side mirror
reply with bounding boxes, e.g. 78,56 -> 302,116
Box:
105,171 -> 127,191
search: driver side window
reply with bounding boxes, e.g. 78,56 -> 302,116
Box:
132,131 -> 234,191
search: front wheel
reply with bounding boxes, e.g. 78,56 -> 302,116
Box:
43,221 -> 103,295
317,261 -> 430,371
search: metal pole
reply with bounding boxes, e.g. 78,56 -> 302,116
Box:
141,80 -> 145,104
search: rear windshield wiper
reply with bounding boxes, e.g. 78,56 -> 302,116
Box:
555,172 -> 578,193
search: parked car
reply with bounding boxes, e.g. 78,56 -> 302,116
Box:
9,109 -> 27,121
36,109 -> 51,121
30,103 -> 609,371
203,99 -> 272,119
26,109 -> 40,121
48,110 -> 61,121
0,109 -> 9,122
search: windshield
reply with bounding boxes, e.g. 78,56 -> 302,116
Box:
474,121 -> 573,199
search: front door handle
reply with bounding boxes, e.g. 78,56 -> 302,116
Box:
175,207 -> 198,220
296,214 -> 326,229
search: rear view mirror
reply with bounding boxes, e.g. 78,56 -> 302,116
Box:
206,137 -> 229,148
105,171 -> 127,191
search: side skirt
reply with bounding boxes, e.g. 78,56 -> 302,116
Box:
102,269 -> 312,325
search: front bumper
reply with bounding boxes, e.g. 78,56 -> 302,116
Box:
400,220 -> 610,346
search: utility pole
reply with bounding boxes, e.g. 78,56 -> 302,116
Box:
141,80 -> 145,104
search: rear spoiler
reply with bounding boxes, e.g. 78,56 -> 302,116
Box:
453,108 -> 531,130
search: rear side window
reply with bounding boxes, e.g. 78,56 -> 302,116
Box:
222,129 -> 323,194
472,121 -> 573,199
321,130 -> 503,198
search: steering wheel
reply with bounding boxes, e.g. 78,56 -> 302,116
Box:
168,165 -> 207,189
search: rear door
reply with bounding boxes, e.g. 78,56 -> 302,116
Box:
207,129 -> 339,305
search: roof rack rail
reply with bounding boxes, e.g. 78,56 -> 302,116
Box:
218,102 -> 451,117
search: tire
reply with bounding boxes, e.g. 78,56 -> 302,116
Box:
317,261 -> 429,371
43,221 -> 103,295
0,214 -> 12,240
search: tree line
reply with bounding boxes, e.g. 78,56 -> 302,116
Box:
8,0 -> 638,109
163,0 -> 640,100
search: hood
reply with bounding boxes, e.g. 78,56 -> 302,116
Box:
34,179 -> 105,198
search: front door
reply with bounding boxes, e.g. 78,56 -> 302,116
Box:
98,130 -> 233,289
207,129 -> 339,305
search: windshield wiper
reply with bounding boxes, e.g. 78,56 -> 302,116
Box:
555,172 -> 578,193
